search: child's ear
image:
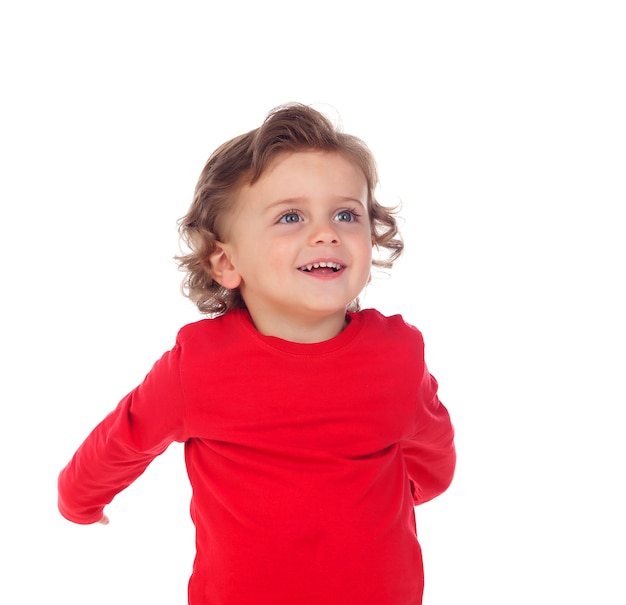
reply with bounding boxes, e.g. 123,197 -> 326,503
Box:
208,243 -> 242,289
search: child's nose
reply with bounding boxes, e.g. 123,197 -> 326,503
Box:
310,219 -> 340,245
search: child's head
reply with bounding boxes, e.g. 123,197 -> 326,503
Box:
177,103 -> 403,316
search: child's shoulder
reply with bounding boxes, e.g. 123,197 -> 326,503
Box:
175,309 -> 246,345
355,308 -> 425,345
358,308 -> 423,333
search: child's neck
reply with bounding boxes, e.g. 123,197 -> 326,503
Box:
246,309 -> 348,343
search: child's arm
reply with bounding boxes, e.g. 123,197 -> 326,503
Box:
58,345 -> 187,524
401,361 -> 456,506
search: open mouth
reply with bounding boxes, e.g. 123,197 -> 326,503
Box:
298,261 -> 343,273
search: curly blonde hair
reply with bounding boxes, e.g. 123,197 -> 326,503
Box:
176,103 -> 403,316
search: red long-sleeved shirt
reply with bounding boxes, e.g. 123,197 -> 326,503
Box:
58,309 -> 455,604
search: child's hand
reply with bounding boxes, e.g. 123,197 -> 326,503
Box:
98,514 -> 110,525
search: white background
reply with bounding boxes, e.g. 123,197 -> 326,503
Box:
1,1 -> 624,603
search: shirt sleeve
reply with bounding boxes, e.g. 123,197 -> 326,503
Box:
57,343 -> 187,524
401,358 -> 456,506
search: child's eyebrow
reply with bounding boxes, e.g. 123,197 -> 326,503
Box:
265,197 -> 306,210
265,196 -> 367,211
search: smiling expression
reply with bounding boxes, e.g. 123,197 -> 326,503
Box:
210,151 -> 374,341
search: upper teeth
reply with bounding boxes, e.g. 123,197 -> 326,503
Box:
302,262 -> 341,271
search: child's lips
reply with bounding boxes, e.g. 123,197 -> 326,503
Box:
297,261 -> 347,280
297,261 -> 344,273
303,266 -> 339,276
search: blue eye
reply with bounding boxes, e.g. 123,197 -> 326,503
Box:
335,210 -> 357,222
279,211 -> 302,223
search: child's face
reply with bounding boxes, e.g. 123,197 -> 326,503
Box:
211,150 -> 373,340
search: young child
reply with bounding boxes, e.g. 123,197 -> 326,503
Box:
58,103 -> 456,604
